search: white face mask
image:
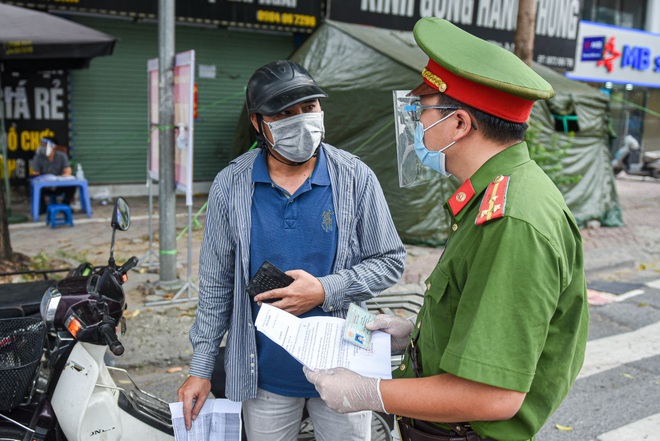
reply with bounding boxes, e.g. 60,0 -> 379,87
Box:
264,112 -> 325,163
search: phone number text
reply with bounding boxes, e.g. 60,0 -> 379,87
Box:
256,10 -> 317,28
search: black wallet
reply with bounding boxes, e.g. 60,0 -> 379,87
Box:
246,261 -> 294,303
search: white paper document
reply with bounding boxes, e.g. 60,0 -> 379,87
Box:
255,303 -> 392,379
170,399 -> 242,441
32,174 -> 76,182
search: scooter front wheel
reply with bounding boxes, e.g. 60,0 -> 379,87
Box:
0,426 -> 27,441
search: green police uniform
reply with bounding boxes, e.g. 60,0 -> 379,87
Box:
395,142 -> 589,441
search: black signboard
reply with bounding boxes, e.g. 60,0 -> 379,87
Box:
2,69 -> 70,186
6,0 -> 323,33
327,0 -> 583,70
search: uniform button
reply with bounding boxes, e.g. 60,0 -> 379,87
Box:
495,175 -> 504,182
250,362 -> 255,367
426,283 -> 431,290
417,322 -> 421,329
328,306 -> 333,311
452,224 -> 458,231
455,192 -> 466,202
399,364 -> 406,371
250,353 -> 255,358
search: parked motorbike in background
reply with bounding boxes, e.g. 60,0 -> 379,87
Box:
611,134 -> 660,179
0,197 -> 175,441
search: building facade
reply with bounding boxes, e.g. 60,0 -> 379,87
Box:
4,0 -> 658,191
571,0 -> 660,153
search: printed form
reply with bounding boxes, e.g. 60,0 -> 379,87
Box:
170,399 -> 241,441
255,303 -> 392,379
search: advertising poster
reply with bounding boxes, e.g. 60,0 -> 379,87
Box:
147,58 -> 159,181
174,50 -> 195,206
1,69 -> 69,186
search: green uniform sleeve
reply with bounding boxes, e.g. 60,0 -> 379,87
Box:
440,217 -> 563,392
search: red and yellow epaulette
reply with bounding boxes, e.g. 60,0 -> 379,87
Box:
475,175 -> 510,226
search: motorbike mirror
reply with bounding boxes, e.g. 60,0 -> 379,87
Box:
111,197 -> 131,231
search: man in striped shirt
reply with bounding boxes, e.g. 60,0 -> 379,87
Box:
177,60 -> 405,440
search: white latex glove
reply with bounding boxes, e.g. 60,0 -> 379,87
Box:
303,367 -> 386,414
366,314 -> 414,351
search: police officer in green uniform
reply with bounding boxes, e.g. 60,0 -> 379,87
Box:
304,18 -> 589,441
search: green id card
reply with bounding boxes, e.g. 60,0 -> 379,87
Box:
343,303 -> 375,349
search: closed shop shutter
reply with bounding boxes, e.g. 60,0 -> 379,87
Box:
70,16 -> 293,184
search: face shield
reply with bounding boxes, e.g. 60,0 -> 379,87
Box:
392,90 -> 440,188
38,139 -> 55,157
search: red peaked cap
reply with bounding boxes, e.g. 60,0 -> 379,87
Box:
411,58 -> 536,124
411,18 -> 554,123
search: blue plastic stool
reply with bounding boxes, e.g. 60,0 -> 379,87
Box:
46,204 -> 74,228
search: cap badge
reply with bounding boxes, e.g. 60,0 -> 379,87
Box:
422,67 -> 447,93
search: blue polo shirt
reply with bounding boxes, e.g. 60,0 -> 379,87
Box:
250,147 -> 337,397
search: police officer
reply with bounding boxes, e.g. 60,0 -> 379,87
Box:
305,18 -> 589,441
177,60 -> 406,440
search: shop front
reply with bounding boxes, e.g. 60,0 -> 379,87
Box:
2,0 -> 323,186
567,21 -> 660,154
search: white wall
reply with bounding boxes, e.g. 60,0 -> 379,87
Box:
646,0 -> 660,33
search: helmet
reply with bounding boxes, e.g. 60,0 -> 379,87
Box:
246,60 -> 327,116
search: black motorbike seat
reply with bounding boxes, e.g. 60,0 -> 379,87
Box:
0,279 -> 56,318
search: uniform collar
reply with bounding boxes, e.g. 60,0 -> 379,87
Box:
447,141 -> 530,217
252,145 -> 330,186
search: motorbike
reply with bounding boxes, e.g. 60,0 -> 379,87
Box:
0,197 -> 174,441
611,134 -> 660,179
0,196 -> 394,441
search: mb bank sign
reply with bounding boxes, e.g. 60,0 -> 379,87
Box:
567,21 -> 660,88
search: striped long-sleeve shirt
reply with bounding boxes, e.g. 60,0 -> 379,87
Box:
189,143 -> 406,402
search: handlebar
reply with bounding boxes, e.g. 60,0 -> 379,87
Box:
117,256 -> 139,277
100,323 -> 125,356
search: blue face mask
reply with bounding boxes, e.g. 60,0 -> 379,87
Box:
413,111 -> 456,177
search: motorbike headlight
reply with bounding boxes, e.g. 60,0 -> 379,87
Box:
40,286 -> 62,331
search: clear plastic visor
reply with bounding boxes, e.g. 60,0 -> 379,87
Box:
392,90 -> 440,188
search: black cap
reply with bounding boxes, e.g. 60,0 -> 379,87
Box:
246,60 -> 327,116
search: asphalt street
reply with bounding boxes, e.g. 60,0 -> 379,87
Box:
6,173 -> 660,440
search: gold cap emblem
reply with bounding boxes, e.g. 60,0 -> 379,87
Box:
421,67 -> 447,93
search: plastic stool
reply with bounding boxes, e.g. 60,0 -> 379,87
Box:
46,204 -> 74,228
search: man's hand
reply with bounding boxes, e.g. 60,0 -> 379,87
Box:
177,376 -> 211,430
254,269 -> 325,316
303,367 -> 386,414
366,314 -> 414,351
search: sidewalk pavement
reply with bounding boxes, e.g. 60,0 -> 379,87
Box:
6,174 -> 660,401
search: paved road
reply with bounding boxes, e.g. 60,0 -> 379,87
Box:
6,174 -> 660,439
538,272 -> 660,440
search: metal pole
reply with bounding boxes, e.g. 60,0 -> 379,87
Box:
0,74 -> 12,214
158,0 -> 178,284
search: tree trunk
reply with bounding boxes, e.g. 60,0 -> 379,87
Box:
0,182 -> 13,260
514,0 -> 537,66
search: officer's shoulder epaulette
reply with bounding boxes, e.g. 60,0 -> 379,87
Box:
475,175 -> 510,226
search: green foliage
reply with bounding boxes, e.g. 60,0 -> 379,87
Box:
525,121 -> 582,191
30,250 -> 90,280
30,252 -> 51,272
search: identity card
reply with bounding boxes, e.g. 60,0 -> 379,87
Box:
343,303 -> 375,349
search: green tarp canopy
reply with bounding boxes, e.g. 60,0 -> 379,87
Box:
234,20 -> 622,246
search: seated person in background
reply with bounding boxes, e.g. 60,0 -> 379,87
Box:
30,138 -> 76,214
